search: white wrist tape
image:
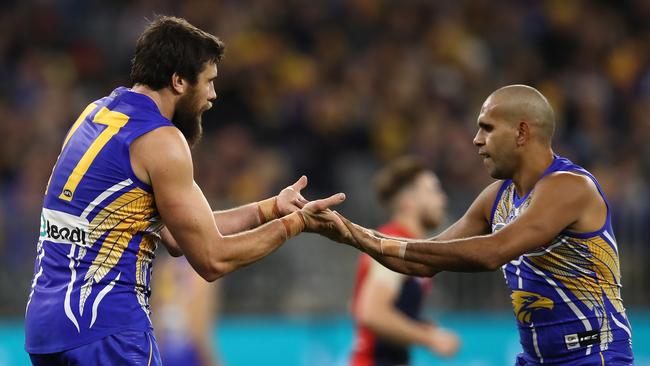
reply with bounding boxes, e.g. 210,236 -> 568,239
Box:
380,238 -> 407,259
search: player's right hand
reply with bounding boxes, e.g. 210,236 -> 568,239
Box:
276,175 -> 310,216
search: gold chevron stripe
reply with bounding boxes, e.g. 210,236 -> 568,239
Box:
79,187 -> 155,314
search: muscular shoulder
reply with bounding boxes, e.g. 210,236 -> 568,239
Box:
130,126 -> 193,185
534,171 -> 605,232
536,171 -> 598,201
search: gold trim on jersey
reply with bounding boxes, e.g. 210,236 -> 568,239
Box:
527,234 -> 624,349
79,187 -> 155,315
492,184 -> 515,225
493,180 -> 624,351
527,236 -> 623,310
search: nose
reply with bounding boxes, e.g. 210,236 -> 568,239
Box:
473,130 -> 484,146
208,84 -> 217,102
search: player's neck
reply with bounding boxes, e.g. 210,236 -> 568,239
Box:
391,212 -> 426,238
131,84 -> 177,120
511,148 -> 555,197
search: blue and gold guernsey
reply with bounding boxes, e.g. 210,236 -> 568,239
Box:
491,156 -> 634,365
25,87 -> 173,354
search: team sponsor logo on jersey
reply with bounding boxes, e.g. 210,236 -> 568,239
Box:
512,290 -> 554,324
564,330 -> 600,350
39,208 -> 90,246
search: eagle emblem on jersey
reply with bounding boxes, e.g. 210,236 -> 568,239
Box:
512,290 -> 554,324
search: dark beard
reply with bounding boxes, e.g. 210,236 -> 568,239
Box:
172,90 -> 203,147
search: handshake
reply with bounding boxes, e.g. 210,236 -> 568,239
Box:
272,175 -> 393,257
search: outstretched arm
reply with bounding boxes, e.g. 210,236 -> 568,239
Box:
354,181 -> 497,274
161,176 -> 310,256
341,220 -> 442,277
309,182 -> 499,276
132,127 -> 345,281
343,172 -> 603,273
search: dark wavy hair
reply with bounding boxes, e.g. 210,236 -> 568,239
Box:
374,156 -> 429,207
130,16 -> 225,90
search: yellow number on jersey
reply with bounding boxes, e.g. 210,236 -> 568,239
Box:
58,107 -> 130,201
45,103 -> 98,195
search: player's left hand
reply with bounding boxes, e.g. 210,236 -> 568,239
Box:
276,175 -> 310,216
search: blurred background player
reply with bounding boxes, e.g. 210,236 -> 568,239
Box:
152,253 -> 222,366
350,157 -> 459,365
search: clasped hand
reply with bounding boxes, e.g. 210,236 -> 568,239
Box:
275,175 -> 368,248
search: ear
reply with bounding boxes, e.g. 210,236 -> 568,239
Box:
170,73 -> 186,94
516,121 -> 529,147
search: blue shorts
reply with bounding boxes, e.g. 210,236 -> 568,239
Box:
515,349 -> 634,365
29,329 -> 161,366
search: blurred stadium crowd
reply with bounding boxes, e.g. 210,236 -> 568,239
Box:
0,0 -> 649,315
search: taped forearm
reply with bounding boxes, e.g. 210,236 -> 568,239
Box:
257,196 -> 281,224
279,211 -> 305,239
213,202 -> 265,234
380,238 -> 408,259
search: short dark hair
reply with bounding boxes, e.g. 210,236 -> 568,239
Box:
130,16 -> 225,90
374,156 -> 428,207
